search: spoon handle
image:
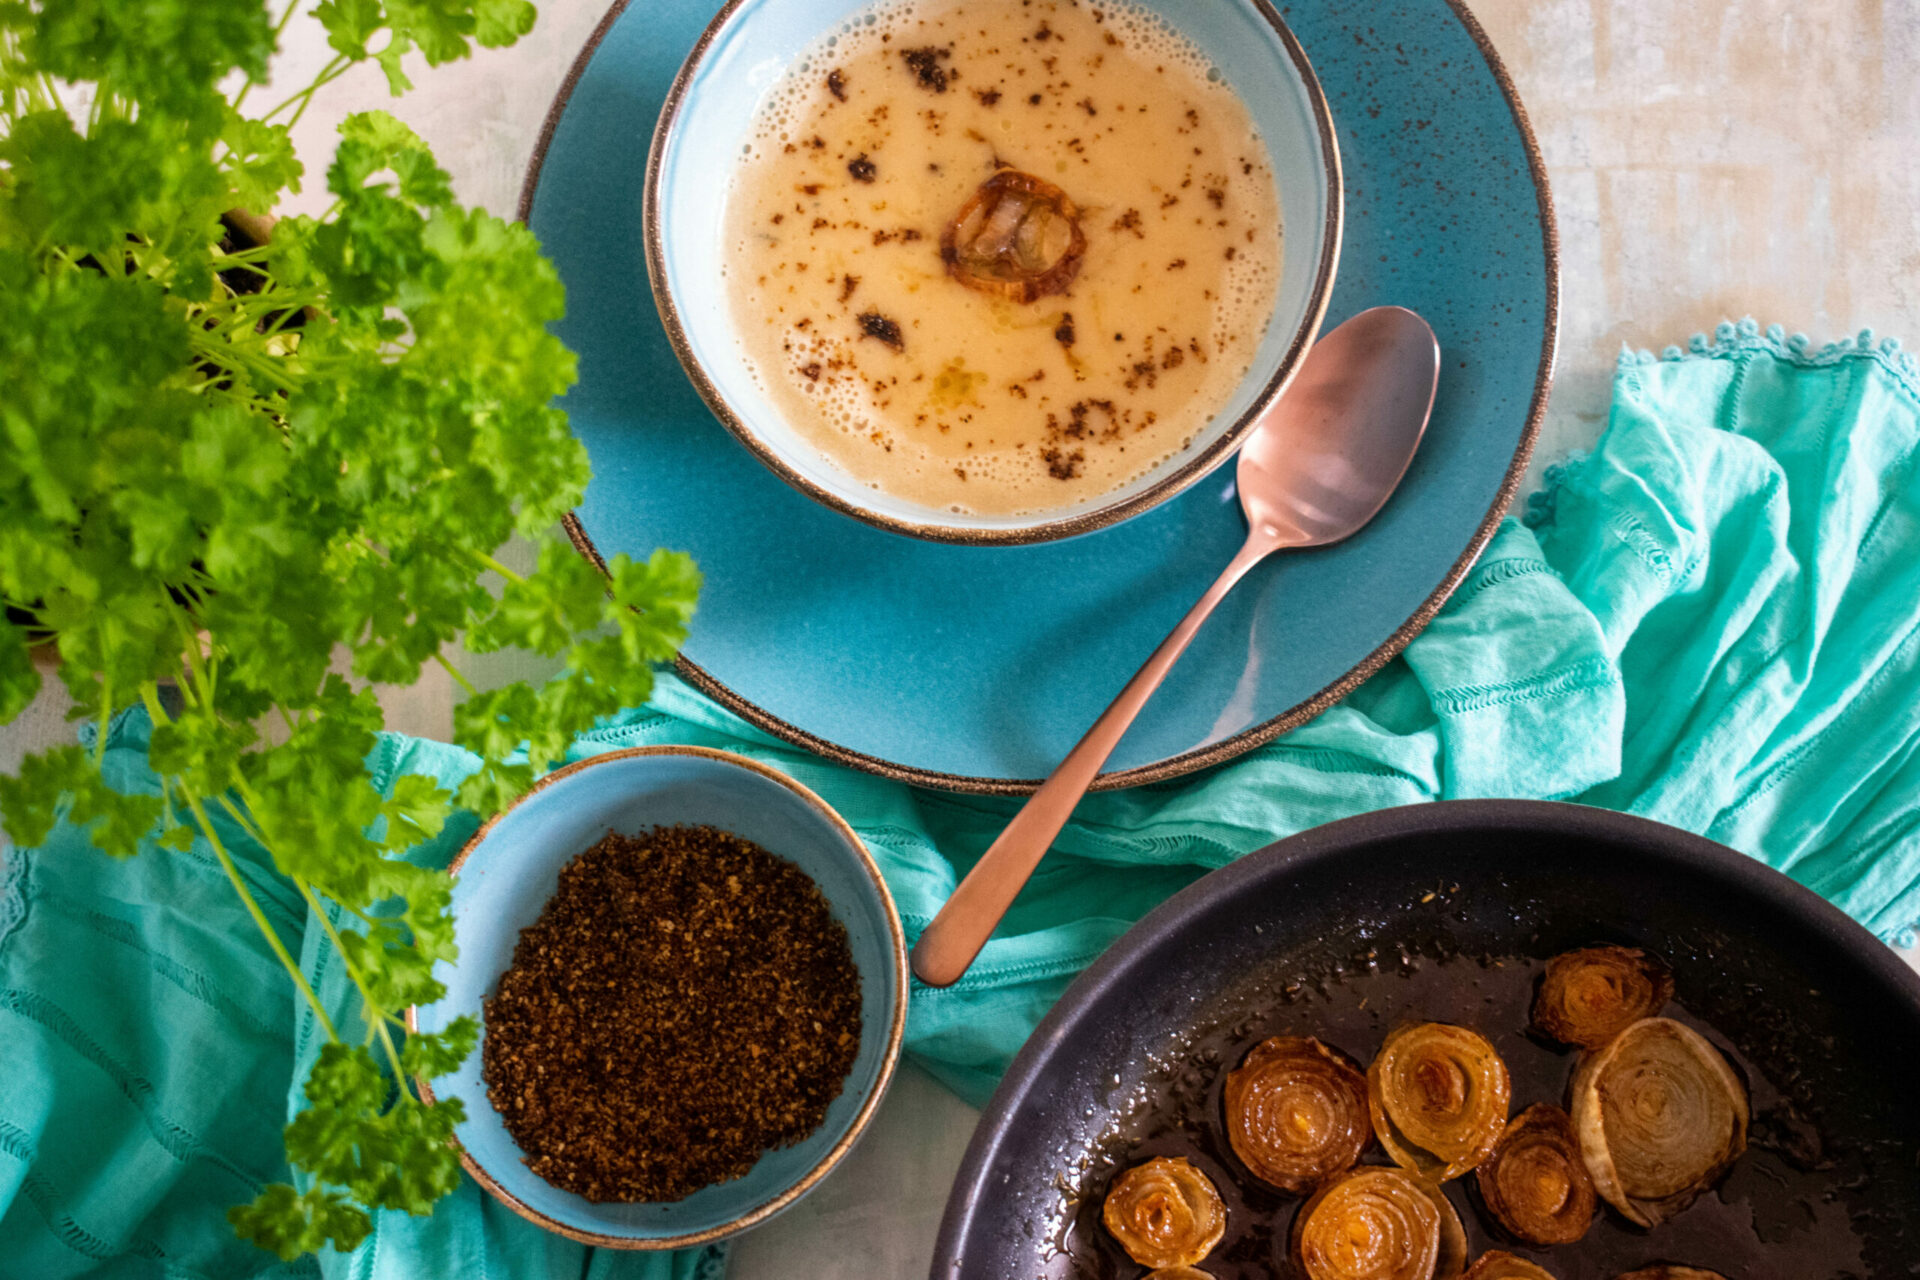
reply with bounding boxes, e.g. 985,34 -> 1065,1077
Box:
911,532 -> 1281,988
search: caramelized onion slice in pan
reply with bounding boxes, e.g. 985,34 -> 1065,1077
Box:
1290,1166 -> 1448,1280
1463,1252 -> 1558,1280
1533,947 -> 1674,1048
1368,1022 -> 1512,1181
1572,1017 -> 1749,1228
1474,1104 -> 1595,1246
1101,1156 -> 1226,1269
1224,1036 -> 1371,1194
941,169 -> 1087,303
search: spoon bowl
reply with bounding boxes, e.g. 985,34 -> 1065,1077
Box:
1238,306 -> 1440,548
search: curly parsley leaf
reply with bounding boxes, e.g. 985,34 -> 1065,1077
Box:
0,621 -> 39,724
400,1015 -> 477,1078
316,0 -> 536,91
284,1043 -> 466,1206
0,745 -> 162,856
229,1182 -> 372,1261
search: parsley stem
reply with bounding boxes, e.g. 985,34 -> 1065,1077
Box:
166,599 -> 213,710
257,299 -> 313,341
433,651 -> 480,697
271,0 -> 307,43
160,734 -> 341,1052
181,786 -> 339,1042
264,55 -> 351,126
232,0 -> 311,111
217,793 -> 271,851
297,879 -> 410,1089
375,1016 -> 408,1091
94,673 -> 111,770
230,774 -> 419,1095
471,550 -> 527,586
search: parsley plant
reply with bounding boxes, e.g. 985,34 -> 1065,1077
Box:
0,0 -> 699,1258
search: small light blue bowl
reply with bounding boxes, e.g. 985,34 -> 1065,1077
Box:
409,745 -> 908,1249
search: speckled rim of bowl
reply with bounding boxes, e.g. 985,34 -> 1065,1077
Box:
639,0 -> 1345,547
406,744 -> 911,1250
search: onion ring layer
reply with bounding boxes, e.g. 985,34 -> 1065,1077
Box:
1533,947 -> 1674,1049
1474,1104 -> 1595,1246
1101,1155 -> 1227,1269
1224,1036 -> 1371,1194
1572,1018 -> 1749,1228
1368,1022 -> 1513,1181
1290,1166 -> 1450,1280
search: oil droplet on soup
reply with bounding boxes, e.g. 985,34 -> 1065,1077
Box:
722,0 -> 1283,519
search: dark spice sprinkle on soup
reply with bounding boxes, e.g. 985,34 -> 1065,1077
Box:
902,44 -> 952,92
481,824 -> 862,1203
858,310 -> 905,350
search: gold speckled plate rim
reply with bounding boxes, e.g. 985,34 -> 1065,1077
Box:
406,744 -> 911,1251
526,0 -> 1558,796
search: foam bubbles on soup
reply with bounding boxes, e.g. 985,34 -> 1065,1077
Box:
723,0 -> 1284,519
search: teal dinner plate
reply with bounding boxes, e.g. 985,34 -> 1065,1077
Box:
527,0 -> 1555,792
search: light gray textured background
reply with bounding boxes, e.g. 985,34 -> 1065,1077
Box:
4,3 -> 1918,1276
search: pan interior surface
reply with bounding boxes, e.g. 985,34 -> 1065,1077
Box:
933,802 -> 1920,1279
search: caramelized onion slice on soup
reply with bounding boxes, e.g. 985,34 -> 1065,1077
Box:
1474,1104 -> 1595,1246
940,169 -> 1087,304
1224,1035 -> 1371,1194
1368,1022 -> 1513,1181
1571,1017 -> 1749,1228
1533,947 -> 1674,1049
1101,1156 -> 1226,1269
1290,1166 -> 1455,1280
1464,1252 -> 1558,1280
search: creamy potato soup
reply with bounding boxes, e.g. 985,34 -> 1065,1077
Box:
722,0 -> 1283,518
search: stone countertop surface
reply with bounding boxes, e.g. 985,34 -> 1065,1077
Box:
4,2 -> 1919,1276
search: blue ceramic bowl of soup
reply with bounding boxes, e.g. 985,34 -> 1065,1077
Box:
410,746 -> 908,1249
647,0 -> 1342,545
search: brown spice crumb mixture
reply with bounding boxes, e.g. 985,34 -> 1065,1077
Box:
482,825 -> 863,1203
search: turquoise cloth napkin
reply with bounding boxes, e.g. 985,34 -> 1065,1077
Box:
5,319 -> 1920,1277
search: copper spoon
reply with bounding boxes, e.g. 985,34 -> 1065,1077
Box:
911,306 -> 1441,988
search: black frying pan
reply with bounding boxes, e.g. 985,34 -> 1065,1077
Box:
929,801 -> 1920,1279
